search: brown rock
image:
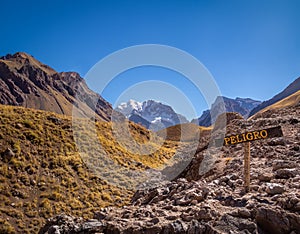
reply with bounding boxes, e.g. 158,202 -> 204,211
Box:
258,172 -> 273,182
1,148 -> 15,162
186,220 -> 206,234
266,183 -> 285,195
163,220 -> 187,233
238,208 -> 252,219
165,215 -> 177,221
275,168 -> 297,179
273,160 -> 297,171
256,205 -> 300,234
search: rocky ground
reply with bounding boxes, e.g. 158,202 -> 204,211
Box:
40,105 -> 300,234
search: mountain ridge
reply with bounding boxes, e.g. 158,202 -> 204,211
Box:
249,77 -> 300,116
251,89 -> 300,117
192,96 -> 261,127
0,52 -> 112,121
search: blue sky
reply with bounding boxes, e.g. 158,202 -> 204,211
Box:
1,0 -> 300,120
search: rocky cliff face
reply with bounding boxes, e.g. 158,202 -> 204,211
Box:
249,77 -> 300,116
40,102 -> 300,233
192,96 -> 261,127
0,52 -> 112,121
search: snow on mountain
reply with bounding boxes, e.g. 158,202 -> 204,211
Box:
116,99 -> 143,117
115,100 -> 188,131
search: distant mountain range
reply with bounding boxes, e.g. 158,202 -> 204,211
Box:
116,97 -> 264,130
249,77 -> 300,116
116,100 -> 188,131
192,76 -> 300,127
192,97 -> 261,127
0,52 -> 112,121
0,52 -> 299,130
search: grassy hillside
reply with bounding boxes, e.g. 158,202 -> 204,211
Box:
0,105 -> 177,233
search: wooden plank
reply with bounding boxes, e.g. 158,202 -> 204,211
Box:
244,142 -> 250,192
215,126 -> 283,147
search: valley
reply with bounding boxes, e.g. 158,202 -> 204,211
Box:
0,52 -> 299,233
0,105 -> 178,233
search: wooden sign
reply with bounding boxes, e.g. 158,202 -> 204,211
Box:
215,126 -> 283,192
215,126 -> 283,147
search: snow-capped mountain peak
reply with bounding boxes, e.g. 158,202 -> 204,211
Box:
115,99 -> 143,117
115,99 -> 188,131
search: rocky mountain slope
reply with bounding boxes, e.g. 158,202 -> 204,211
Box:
249,76 -> 300,116
0,52 -> 112,121
251,90 -> 300,117
192,96 -> 261,127
116,100 -> 189,131
41,102 -> 300,233
0,105 -> 178,233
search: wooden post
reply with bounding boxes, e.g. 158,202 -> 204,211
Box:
244,141 -> 250,192
214,126 -> 283,193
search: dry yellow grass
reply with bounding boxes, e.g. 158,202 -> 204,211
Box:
0,104 -> 178,233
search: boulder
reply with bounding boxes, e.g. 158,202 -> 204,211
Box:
266,183 -> 285,195
272,160 -> 297,171
256,205 -> 300,234
258,173 -> 273,182
275,168 -> 297,179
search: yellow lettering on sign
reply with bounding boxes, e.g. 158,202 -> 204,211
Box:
242,133 -> 246,141
230,136 -> 237,144
260,130 -> 268,138
246,132 -> 253,141
237,134 -> 244,143
224,137 -> 231,146
219,127 -> 282,146
253,131 -> 261,140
